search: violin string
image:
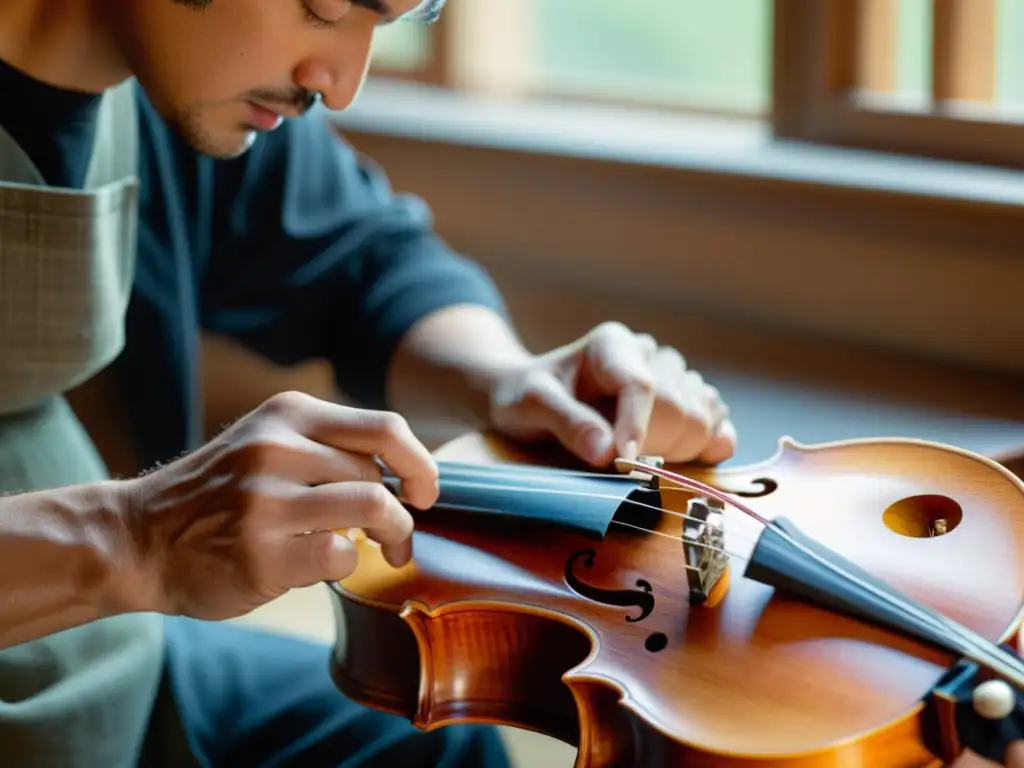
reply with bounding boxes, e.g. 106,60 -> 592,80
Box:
437,459 -> 634,481
423,501 -> 747,572
630,462 -> 1024,686
608,520 -> 747,570
436,460 -> 757,497
436,460 -> 769,526
433,478 -> 761,545
432,462 -> 1024,684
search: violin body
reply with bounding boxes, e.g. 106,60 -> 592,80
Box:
327,433 -> 1024,767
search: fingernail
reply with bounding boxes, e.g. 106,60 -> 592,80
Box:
623,440 -> 639,461
578,428 -> 612,464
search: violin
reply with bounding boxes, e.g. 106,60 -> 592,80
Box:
326,432 -> 1024,767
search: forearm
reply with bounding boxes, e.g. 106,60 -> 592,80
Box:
0,482 -> 134,648
386,304 -> 534,431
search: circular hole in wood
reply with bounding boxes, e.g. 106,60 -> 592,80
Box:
645,633 -> 668,653
882,494 -> 962,538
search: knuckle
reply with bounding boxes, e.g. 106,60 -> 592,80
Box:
636,333 -> 659,356
261,390 -> 313,419
517,370 -> 557,407
317,534 -> 355,580
360,483 -> 394,525
376,410 -> 412,442
657,345 -> 687,371
228,432 -> 284,474
685,369 -> 706,389
703,383 -> 724,407
592,320 -> 631,342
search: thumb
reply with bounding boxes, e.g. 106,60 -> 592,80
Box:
518,374 -> 615,465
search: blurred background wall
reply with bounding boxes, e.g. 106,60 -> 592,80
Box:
205,0 -> 1024,459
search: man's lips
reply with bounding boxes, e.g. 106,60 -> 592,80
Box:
246,101 -> 287,131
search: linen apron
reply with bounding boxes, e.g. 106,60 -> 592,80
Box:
0,78 -> 165,766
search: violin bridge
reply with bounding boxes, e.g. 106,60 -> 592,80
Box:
682,496 -> 729,606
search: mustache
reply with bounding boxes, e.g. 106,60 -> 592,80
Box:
245,88 -> 321,114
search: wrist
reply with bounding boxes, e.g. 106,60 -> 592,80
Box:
80,478 -> 164,617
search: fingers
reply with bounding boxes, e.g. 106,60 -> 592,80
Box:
261,392 -> 438,510
514,371 -> 617,465
280,531 -> 360,587
565,324 -> 737,465
289,481 -> 416,568
639,349 -> 731,463
235,430 -> 384,487
697,418 -> 738,465
581,323 -> 657,459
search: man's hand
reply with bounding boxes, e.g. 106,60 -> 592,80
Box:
488,321 -> 736,467
114,391 -> 438,621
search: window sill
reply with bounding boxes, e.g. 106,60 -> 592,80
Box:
326,78 -> 1024,378
331,79 -> 1024,209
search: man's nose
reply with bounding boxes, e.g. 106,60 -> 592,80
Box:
292,30 -> 375,112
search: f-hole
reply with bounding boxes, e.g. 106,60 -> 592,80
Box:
564,549 -> 655,624
712,478 -> 777,498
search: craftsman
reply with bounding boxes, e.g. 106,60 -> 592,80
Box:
0,0 -> 735,766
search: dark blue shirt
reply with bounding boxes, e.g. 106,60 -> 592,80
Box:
0,58 -> 506,467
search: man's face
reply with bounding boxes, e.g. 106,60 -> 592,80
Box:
109,0 -> 441,158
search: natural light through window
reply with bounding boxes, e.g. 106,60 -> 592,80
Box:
366,0 -> 1024,169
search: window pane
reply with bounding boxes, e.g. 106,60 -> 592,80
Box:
895,0 -> 932,99
996,0 -> 1024,108
528,0 -> 773,114
371,22 -> 431,71
893,0 -> 1024,113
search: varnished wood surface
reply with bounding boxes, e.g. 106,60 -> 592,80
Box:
329,431 -> 1024,766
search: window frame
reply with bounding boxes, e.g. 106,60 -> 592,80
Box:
772,0 -> 1024,169
376,0 -> 1024,168
370,3 -> 771,119
369,15 -> 451,87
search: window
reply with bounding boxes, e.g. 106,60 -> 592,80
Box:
371,0 -> 773,115
369,0 -> 1024,168
774,0 -> 1024,168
